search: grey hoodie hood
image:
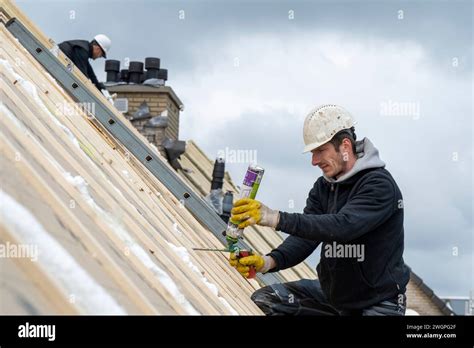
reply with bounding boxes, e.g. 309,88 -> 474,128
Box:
323,137 -> 385,183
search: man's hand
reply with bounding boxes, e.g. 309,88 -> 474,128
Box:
229,252 -> 275,278
230,198 -> 280,229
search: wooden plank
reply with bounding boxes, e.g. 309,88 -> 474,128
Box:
0,225 -> 79,314
0,260 -> 55,314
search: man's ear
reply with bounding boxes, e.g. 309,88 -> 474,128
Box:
342,138 -> 352,150
340,138 -> 352,160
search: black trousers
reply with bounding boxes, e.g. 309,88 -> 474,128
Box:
252,279 -> 406,316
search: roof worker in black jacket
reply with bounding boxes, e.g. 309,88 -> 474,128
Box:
58,34 -> 111,91
229,104 -> 410,316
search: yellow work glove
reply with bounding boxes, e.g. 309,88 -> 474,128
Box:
229,252 -> 275,278
230,198 -> 280,229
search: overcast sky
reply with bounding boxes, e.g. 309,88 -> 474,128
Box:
16,0 -> 473,298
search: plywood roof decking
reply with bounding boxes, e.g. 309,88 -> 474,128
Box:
0,12 -> 262,314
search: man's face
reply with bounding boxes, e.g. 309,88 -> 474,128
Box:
92,44 -> 104,59
311,142 -> 347,178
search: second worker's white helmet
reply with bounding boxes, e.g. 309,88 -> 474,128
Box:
93,34 -> 112,58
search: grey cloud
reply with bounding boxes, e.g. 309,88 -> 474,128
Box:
17,0 -> 473,79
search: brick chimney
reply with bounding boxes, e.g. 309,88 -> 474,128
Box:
106,84 -> 183,156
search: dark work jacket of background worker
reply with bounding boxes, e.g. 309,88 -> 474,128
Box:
58,40 -> 104,91
263,138 -> 411,313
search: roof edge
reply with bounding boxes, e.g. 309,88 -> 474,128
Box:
410,270 -> 456,316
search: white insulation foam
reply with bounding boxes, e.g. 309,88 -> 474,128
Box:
0,190 -> 126,314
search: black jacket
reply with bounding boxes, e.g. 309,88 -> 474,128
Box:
58,40 -> 103,91
268,138 -> 410,310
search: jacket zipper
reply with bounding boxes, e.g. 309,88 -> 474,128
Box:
327,183 -> 338,304
332,184 -> 339,213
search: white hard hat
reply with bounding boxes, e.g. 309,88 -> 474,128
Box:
93,34 -> 111,58
302,104 -> 356,153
